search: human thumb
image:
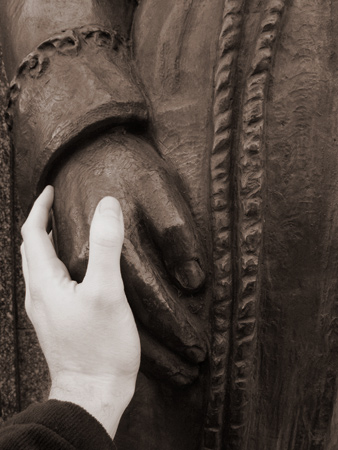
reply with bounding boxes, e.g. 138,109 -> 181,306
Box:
83,196 -> 124,287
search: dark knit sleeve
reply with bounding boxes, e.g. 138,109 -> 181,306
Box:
0,400 -> 116,449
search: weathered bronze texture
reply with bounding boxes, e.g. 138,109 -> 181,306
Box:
1,0 -> 338,449
6,25 -> 148,213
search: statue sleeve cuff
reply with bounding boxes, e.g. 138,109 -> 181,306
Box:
6,25 -> 148,213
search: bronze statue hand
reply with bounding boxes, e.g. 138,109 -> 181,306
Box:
51,130 -> 207,386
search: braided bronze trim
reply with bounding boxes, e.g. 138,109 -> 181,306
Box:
205,1 -> 287,448
230,1 -> 286,447
204,1 -> 245,449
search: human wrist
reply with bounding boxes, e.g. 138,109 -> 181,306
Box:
49,372 -> 135,437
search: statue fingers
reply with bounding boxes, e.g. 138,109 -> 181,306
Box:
121,235 -> 207,365
138,324 -> 199,387
139,171 -> 206,293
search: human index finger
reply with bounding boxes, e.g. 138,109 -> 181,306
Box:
22,185 -> 70,283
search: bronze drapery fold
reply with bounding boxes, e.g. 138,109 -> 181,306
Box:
1,0 -> 338,449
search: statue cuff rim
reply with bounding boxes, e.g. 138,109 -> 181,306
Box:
6,24 -> 148,213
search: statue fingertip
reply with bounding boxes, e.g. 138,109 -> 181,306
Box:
174,260 -> 206,292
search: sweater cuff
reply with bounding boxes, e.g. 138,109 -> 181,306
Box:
6,400 -> 116,449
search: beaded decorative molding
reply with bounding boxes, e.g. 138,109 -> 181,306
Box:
204,1 -> 245,449
205,0 -> 287,448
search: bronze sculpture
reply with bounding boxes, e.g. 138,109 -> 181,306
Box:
1,0 -> 338,449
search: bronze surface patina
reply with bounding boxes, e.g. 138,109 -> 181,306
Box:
1,1 -> 338,449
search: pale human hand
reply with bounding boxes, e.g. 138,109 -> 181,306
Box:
21,185 -> 141,438
52,131 -> 208,386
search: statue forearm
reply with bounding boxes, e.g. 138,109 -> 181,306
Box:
1,1 -> 145,213
0,0 -> 137,80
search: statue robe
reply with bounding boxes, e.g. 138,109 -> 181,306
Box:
1,0 -> 338,449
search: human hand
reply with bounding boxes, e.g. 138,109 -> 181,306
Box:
21,185 -> 140,438
51,130 -> 208,386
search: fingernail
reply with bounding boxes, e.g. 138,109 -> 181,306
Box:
98,197 -> 121,217
185,345 -> 206,364
174,260 -> 205,291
